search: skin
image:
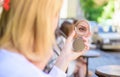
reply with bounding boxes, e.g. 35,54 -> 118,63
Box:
0,0 -> 90,74
75,20 -> 90,37
55,31 -> 90,72
54,18 -> 91,72
3,13 -> 90,72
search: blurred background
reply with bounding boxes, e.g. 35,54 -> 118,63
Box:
0,0 -> 120,77
59,0 -> 120,77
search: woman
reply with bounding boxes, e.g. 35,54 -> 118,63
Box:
59,20 -> 90,77
0,0 -> 90,77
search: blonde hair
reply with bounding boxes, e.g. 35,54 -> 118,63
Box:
0,0 -> 63,62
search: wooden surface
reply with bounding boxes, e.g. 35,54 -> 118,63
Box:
95,65 -> 120,77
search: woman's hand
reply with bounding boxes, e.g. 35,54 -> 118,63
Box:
61,31 -> 89,62
55,31 -> 90,72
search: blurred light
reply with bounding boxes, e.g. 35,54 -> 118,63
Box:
60,0 -> 68,18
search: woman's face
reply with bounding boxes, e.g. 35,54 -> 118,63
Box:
75,20 -> 90,37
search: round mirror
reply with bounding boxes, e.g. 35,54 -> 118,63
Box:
74,20 -> 90,37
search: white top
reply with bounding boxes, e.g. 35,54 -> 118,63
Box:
0,49 -> 66,77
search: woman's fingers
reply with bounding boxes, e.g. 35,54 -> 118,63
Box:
82,37 -> 89,42
82,36 -> 89,50
84,42 -> 90,50
68,31 -> 75,40
62,30 -> 90,61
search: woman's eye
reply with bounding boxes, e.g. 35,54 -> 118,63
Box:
78,26 -> 87,32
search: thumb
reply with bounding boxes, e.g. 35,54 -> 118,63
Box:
68,31 -> 76,40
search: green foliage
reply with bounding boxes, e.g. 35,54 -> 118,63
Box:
98,0 -> 114,22
80,0 -> 114,22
